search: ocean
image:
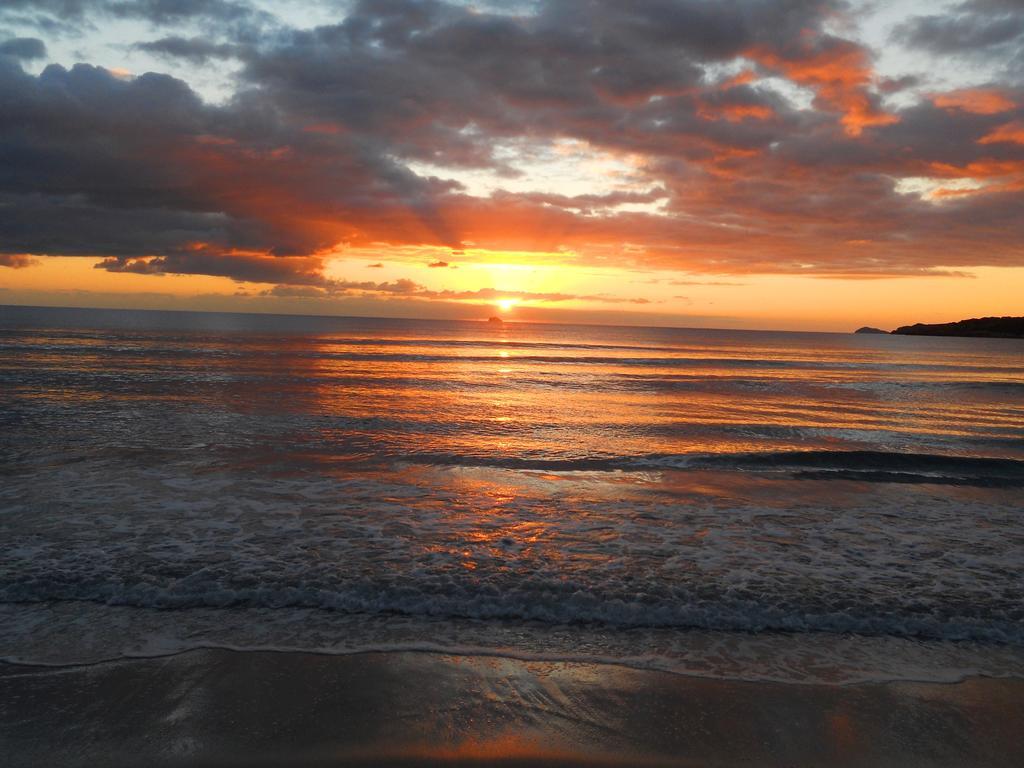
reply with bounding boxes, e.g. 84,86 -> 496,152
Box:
2,304 -> 1023,685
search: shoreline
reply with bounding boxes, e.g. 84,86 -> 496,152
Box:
4,648 -> 1023,767
6,602 -> 1024,688
4,638 -> 1023,688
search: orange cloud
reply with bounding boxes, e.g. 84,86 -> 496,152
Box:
698,102 -> 774,123
0,253 -> 38,268
917,159 -> 1024,197
979,121 -> 1024,146
932,89 -> 1016,115
720,69 -> 758,88
749,40 -> 898,136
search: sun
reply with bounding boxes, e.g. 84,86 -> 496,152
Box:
496,298 -> 518,312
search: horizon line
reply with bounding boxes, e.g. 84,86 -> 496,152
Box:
0,301 -> 859,335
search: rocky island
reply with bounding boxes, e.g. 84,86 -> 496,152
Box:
854,326 -> 888,334
892,316 -> 1024,339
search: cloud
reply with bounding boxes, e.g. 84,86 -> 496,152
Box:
0,38 -> 47,60
0,0 -> 1022,289
416,286 -> 650,304
509,187 -> 668,214
96,250 -> 329,285
255,280 -> 652,306
747,35 -> 898,135
668,279 -> 746,287
979,121 -> 1024,145
932,88 -> 1016,114
0,58 -> 463,283
260,281 -> 422,298
106,0 -> 266,26
0,253 -> 38,268
894,1 -> 1024,56
0,0 -> 272,29
135,36 -> 242,64
427,260 -> 450,268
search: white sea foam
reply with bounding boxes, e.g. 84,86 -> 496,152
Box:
4,603 -> 1024,686
2,461 -> 1023,651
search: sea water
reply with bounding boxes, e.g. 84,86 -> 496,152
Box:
2,305 -> 1022,684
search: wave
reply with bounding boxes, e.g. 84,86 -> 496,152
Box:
6,340 -> 1024,376
705,448 -> 1024,474
394,448 -> 1024,486
3,579 -> 1022,647
6,603 -> 1024,685
0,329 -> 683,354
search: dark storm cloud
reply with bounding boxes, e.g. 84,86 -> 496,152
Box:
105,0 -> 262,25
894,0 -> 1024,54
0,38 -> 47,59
894,0 -> 1024,79
0,1 -> 92,16
96,250 -> 332,285
0,192 -> 247,258
0,0 -> 266,25
0,55 -> 465,283
1,0 -> 1023,284
236,0 -> 841,168
135,36 -> 242,63
0,0 -> 274,41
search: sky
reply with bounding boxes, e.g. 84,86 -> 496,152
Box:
0,0 -> 1022,331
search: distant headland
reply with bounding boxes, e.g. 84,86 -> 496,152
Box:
891,316 -> 1024,339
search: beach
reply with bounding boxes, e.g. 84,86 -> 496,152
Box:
4,649 -> 1024,767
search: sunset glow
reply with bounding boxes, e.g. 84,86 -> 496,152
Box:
1,1 -> 1022,329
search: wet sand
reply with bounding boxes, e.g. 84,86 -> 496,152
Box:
2,649 -> 1023,767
